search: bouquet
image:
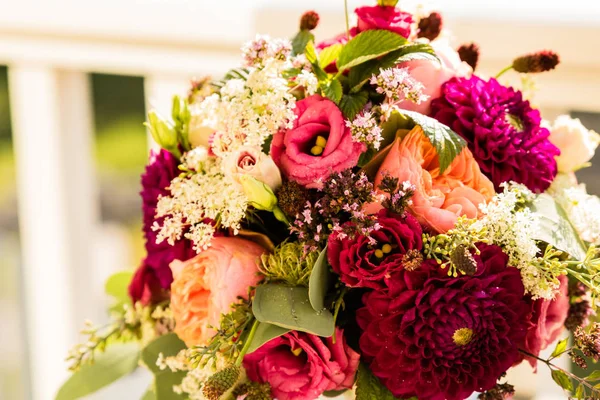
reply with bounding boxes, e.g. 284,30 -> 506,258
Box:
59,1 -> 600,400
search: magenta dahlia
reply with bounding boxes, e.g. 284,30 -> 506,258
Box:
129,149 -> 196,303
356,244 -> 531,400
430,75 -> 559,192
327,209 -> 423,290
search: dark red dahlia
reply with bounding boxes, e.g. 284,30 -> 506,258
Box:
327,209 -> 422,289
356,244 -> 531,400
129,149 -> 196,304
430,76 -> 560,192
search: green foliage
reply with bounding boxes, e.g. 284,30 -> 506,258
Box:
551,369 -> 573,392
292,30 -> 315,56
211,68 -> 250,90
397,110 -> 467,174
355,363 -> 399,400
586,370 -> 600,381
321,79 -> 343,104
348,43 -> 438,93
145,112 -> 180,158
56,343 -> 140,400
336,30 -> 408,72
305,41 -> 328,81
551,337 -> 569,358
141,333 -> 188,400
318,44 -> 343,69
252,284 -> 335,337
528,193 -> 587,261
105,271 -> 133,306
142,387 -> 157,400
339,91 -> 369,120
246,322 -> 290,354
308,246 -> 332,311
171,95 -> 191,151
260,241 -> 318,286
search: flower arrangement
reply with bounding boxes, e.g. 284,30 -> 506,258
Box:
59,1 -> 600,400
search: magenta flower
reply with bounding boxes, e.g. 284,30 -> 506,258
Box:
430,75 -> 559,192
357,244 -> 530,400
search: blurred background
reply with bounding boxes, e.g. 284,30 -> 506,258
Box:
0,0 -> 598,399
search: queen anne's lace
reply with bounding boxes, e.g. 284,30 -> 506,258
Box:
154,157 -> 247,253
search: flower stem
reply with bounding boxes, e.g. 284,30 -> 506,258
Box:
519,349 -> 597,394
344,0 -> 350,41
496,65 -> 514,79
235,319 -> 259,367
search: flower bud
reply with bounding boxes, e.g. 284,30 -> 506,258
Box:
457,42 -> 480,71
238,175 -> 278,212
417,12 -> 443,41
300,11 -> 320,31
146,111 -> 179,155
512,50 -> 560,73
202,365 -> 241,400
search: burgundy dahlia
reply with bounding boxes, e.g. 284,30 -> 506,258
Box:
430,76 -> 560,192
327,209 -> 422,289
357,244 -> 530,400
129,149 -> 196,303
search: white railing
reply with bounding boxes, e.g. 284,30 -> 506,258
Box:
1,1 -> 599,399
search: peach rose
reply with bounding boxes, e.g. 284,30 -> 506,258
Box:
170,237 -> 265,346
396,38 -> 471,115
370,126 -> 494,233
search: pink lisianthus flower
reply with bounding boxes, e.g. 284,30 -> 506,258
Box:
243,328 -> 360,400
271,95 -> 365,189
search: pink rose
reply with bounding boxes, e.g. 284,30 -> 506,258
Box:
521,275 -> 569,369
396,38 -> 472,115
271,95 -> 365,189
243,328 -> 360,400
169,237 -> 265,346
223,146 -> 282,191
355,6 -> 413,38
366,126 -> 494,233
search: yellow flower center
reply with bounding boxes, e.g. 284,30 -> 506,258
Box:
291,347 -> 303,356
452,327 -> 474,346
310,135 -> 327,156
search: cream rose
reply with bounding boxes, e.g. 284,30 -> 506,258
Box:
549,115 -> 600,173
224,146 -> 282,191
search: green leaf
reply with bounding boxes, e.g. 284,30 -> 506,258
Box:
528,193 -> 587,261
348,43 -> 438,93
587,370 -> 600,382
105,271 -> 133,305
397,110 -> 467,173
211,68 -> 249,90
355,363 -> 399,400
247,322 -> 291,354
56,343 -> 140,400
551,369 -> 573,392
308,246 -> 332,311
318,44 -> 343,69
141,333 -> 188,400
339,91 -> 369,120
292,30 -> 315,56
323,389 -> 349,397
321,79 -> 343,104
305,41 -> 328,81
575,383 -> 584,399
252,284 -> 335,337
337,30 -> 408,72
551,337 -> 569,358
378,0 -> 399,5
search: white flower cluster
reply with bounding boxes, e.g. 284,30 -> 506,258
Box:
295,70 -> 319,95
242,34 -> 292,68
472,183 -> 560,299
191,57 -> 297,158
551,180 -> 600,245
370,67 -> 429,104
154,157 -> 247,252
346,110 -> 384,150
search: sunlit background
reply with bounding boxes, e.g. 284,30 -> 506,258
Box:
0,0 -> 599,399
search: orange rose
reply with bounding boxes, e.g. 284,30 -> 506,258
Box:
371,127 -> 494,233
170,237 -> 265,346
